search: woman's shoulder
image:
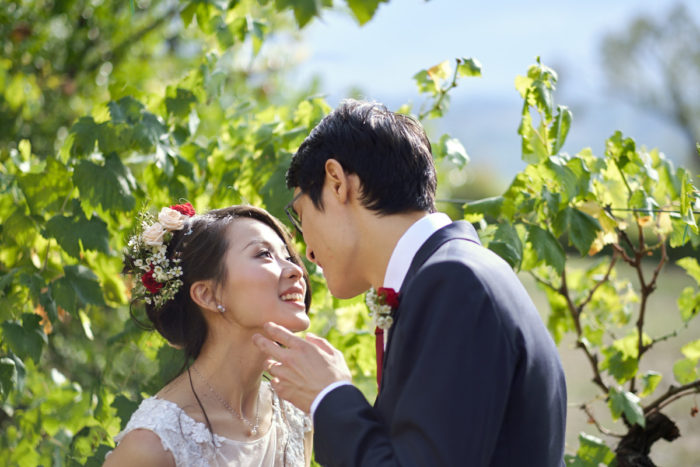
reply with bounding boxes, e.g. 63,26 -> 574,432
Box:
104,428 -> 175,467
111,396 -> 218,466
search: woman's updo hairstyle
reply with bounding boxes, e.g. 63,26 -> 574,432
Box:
127,205 -> 311,361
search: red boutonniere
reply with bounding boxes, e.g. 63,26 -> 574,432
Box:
366,287 -> 400,330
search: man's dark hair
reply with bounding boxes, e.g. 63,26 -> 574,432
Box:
286,99 -> 437,215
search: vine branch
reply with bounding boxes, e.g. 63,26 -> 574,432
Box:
581,403 -> 624,438
560,268 -> 609,393
644,379 -> 700,415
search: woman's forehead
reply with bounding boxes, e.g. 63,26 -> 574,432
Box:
228,218 -> 286,249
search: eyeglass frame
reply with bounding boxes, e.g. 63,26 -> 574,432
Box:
285,192 -> 303,236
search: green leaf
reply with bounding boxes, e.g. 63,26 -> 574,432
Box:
601,346 -> 638,383
556,207 -> 601,256
457,57 -> 482,77
568,432 -> 616,466
133,112 -> 167,151
678,286 -> 700,322
260,157 -> 292,222
73,153 -> 136,211
108,96 -> 145,124
165,88 -> 197,118
488,222 -> 522,269
276,0 -> 321,27
679,168 -> 697,230
609,386 -> 645,427
526,225 -> 566,274
465,196 -> 504,219
97,122 -> 133,155
443,136 -> 469,168
640,371 -> 662,398
51,265 -> 106,312
413,69 -> 438,95
70,117 -> 99,157
548,105 -> 572,154
44,203 -> 110,258
2,207 -> 37,246
532,80 -> 553,119
1,314 -> 47,364
673,358 -> 698,384
0,357 -> 16,400
112,394 -> 141,430
681,339 -> 700,360
346,0 -> 386,25
677,257 -> 700,286
17,157 -> 73,214
545,156 -> 578,203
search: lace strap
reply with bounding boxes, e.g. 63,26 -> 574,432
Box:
115,397 -> 218,467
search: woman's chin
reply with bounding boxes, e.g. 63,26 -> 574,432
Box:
285,313 -> 310,333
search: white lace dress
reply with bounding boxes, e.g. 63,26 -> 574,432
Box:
109,382 -> 311,466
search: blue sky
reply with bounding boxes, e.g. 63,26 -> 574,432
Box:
291,0 -> 699,186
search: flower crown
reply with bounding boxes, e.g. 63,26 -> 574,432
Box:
125,202 -> 196,309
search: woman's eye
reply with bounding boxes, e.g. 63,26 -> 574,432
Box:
256,249 -> 273,259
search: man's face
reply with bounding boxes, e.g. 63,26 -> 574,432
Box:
290,187 -> 366,299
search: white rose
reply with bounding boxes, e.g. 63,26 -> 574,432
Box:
142,222 -> 166,246
158,207 -> 185,231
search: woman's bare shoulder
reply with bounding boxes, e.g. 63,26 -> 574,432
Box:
103,428 -> 175,467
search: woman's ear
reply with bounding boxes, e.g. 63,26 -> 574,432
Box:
190,280 -> 219,314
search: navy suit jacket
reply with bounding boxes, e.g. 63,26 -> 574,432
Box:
313,221 -> 567,466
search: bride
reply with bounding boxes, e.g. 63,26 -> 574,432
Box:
104,203 -> 313,466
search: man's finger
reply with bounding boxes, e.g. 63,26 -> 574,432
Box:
253,334 -> 287,360
263,321 -> 303,348
305,333 -> 336,355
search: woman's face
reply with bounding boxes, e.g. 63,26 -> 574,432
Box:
217,218 -> 309,333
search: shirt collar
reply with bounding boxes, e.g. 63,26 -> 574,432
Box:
383,212 -> 452,291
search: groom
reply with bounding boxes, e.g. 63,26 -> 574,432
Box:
253,100 -> 567,465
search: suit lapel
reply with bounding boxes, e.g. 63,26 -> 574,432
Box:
378,221 -> 481,397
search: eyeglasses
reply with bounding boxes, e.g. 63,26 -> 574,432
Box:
285,192 -> 303,236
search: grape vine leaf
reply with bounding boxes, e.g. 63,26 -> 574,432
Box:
45,204 -> 110,258
609,386 -> 645,427
1,314 -> 47,364
51,265 -> 106,313
73,153 -> 136,212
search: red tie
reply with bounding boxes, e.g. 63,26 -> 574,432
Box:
375,326 -> 384,390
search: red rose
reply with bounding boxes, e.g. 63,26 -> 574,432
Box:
141,266 -> 164,294
377,287 -> 400,308
170,202 -> 195,217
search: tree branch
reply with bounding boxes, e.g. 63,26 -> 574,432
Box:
581,403 -> 625,438
577,253 -> 618,311
644,379 -> 700,415
560,269 -> 609,393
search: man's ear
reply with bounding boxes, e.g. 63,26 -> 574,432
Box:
190,280 -> 219,314
324,159 -> 350,203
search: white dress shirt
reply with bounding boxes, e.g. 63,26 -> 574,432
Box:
309,213 -> 453,418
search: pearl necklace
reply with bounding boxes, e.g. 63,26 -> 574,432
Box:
190,365 -> 261,436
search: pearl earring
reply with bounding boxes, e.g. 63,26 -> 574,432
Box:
216,304 -> 225,313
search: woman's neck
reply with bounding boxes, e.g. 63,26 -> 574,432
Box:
190,330 -> 267,418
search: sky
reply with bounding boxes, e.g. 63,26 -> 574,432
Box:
290,0 -> 699,188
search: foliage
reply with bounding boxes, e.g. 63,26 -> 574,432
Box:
601,3 -> 700,169
1,1 -> 699,466
0,0 -> 391,464
465,58 -> 700,465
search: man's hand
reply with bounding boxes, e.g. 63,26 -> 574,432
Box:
253,322 -> 352,413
